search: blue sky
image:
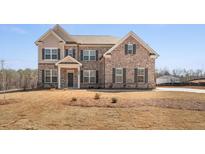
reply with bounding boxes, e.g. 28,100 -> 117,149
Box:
0,24 -> 205,70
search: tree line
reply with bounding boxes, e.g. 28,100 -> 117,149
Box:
0,68 -> 38,91
156,68 -> 205,81
1,68 -> 205,91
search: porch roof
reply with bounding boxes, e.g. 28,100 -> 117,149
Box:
55,56 -> 82,67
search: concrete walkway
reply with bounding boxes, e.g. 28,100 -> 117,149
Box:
156,87 -> 205,94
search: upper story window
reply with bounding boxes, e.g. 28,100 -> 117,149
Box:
83,50 -> 96,61
44,48 -> 58,60
127,43 -> 133,54
137,68 -> 145,83
115,68 -> 123,83
65,48 -> 75,58
125,43 -> 137,55
67,50 -> 73,57
90,50 -> 96,60
83,50 -> 89,61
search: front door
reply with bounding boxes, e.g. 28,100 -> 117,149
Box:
68,73 -> 74,87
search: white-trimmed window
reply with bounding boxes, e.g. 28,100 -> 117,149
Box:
90,70 -> 96,83
67,49 -> 73,57
52,70 -> 58,83
127,43 -> 133,54
44,69 -> 58,83
45,70 -> 51,83
83,70 -> 89,83
65,48 -> 73,57
44,48 -> 58,60
90,50 -> 96,60
83,50 -> 89,61
137,68 -> 145,83
83,50 -> 96,61
115,68 -> 123,83
83,70 -> 96,83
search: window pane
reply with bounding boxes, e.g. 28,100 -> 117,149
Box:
128,44 -> 133,50
90,56 -> 96,60
52,49 -> 58,59
45,70 -> 50,76
90,50 -> 96,56
52,77 -> 57,83
45,49 -> 50,54
68,50 -> 73,57
45,70 -> 51,83
45,49 -> 51,59
116,68 -> 123,75
84,56 -> 89,61
137,76 -> 144,82
52,70 -> 57,76
84,51 -> 89,56
83,70 -> 89,77
90,77 -> 96,83
90,70 -> 96,77
116,76 -> 123,83
46,77 -> 51,82
83,77 -> 89,83
138,68 -> 145,76
90,50 -> 96,60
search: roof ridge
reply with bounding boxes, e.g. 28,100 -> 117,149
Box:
71,34 -> 117,37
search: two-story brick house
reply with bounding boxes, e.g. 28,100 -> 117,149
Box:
35,24 -> 159,89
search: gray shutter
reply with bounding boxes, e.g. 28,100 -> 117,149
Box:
96,70 -> 98,83
80,70 -> 83,83
73,49 -> 76,58
133,44 -> 136,54
96,50 -> 98,61
58,49 -> 60,60
42,48 -> 45,60
134,68 -> 138,83
145,68 -> 148,83
112,68 -> 115,83
65,49 -> 68,57
125,44 -> 128,55
42,70 -> 44,83
80,50 -> 83,61
123,68 -> 126,83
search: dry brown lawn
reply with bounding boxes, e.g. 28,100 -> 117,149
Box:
0,89 -> 205,130
158,85 -> 205,89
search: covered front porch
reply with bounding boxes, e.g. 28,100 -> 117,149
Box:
55,56 -> 82,89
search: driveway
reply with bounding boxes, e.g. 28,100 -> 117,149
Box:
156,87 -> 205,94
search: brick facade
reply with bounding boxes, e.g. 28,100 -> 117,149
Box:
36,25 -> 158,89
104,35 -> 156,89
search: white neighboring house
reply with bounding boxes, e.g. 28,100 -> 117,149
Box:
156,75 -> 181,85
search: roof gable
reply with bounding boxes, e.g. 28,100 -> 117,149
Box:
35,29 -> 65,45
104,31 -> 159,58
52,24 -> 76,43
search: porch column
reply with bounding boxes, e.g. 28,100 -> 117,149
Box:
58,66 -> 61,89
77,66 -> 80,88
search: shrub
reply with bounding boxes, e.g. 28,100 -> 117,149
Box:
94,93 -> 100,100
71,97 -> 77,102
111,97 -> 117,103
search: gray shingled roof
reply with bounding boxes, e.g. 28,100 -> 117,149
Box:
70,35 -> 119,44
